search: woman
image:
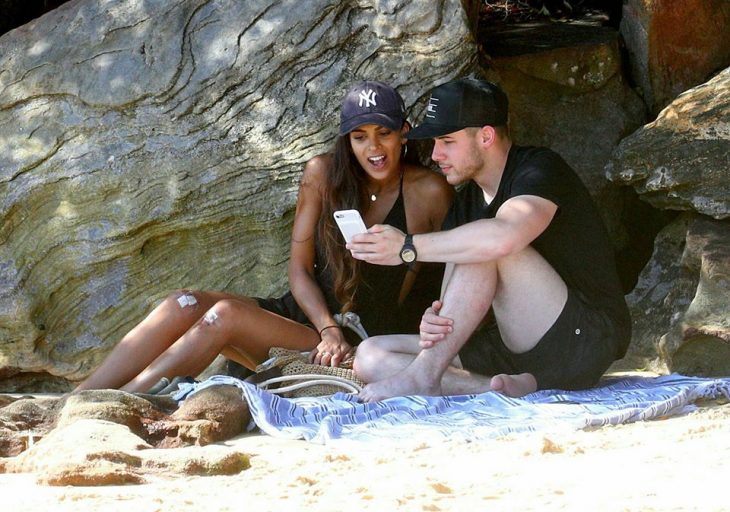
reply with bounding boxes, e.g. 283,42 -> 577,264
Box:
76,80 -> 454,393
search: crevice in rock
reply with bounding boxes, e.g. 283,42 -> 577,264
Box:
478,0 -> 622,29
0,0 -> 72,38
0,370 -> 74,394
614,187 -> 679,293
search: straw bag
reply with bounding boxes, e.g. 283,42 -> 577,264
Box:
249,311 -> 368,398
252,347 -> 364,398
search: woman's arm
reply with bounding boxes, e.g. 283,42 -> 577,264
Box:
397,166 -> 455,303
288,155 -> 352,366
402,165 -> 455,234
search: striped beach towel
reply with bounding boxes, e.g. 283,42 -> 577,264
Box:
174,374 -> 730,444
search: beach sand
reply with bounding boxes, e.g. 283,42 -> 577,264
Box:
2,384 -> 728,512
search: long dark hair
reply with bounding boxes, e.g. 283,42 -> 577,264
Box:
316,130 -> 419,313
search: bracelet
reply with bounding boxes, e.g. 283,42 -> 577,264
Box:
319,325 -> 340,337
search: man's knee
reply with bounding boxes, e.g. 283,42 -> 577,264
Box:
495,245 -> 564,286
353,337 -> 384,380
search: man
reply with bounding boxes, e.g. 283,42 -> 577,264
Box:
348,78 -> 631,402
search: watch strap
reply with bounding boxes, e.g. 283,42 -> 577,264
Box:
399,234 -> 417,268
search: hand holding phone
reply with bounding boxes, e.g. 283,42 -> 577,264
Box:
333,209 -> 367,243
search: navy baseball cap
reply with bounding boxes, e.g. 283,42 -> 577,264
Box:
407,78 -> 509,139
339,81 -> 406,135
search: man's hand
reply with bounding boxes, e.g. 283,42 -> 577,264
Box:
347,224 -> 405,266
419,300 -> 454,348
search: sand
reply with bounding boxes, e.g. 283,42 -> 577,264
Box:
2,387 -> 728,512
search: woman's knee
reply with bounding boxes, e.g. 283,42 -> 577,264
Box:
141,290 -> 205,330
163,289 -> 204,315
199,298 -> 258,328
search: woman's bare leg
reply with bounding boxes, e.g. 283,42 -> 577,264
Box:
76,290 -> 319,392
118,296 -> 320,393
76,289 -> 225,391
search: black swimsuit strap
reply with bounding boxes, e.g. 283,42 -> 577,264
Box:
382,168 -> 408,233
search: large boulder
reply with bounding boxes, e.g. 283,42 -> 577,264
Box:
0,0 -> 477,391
0,418 -> 251,486
620,0 -> 730,114
608,67 -> 730,375
479,21 -> 647,282
606,67 -> 730,219
624,214 -> 730,376
0,384 -> 250,458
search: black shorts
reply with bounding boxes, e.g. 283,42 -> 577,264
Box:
457,289 -> 619,391
255,291 -> 310,325
255,292 -> 363,345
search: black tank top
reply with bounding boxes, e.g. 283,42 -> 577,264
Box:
315,174 -> 442,338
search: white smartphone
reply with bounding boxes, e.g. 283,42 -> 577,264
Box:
333,209 -> 367,243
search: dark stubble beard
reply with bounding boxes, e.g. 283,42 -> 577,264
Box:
452,136 -> 485,185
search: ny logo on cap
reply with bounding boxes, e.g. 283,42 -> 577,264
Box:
425,96 -> 439,119
358,89 -> 377,108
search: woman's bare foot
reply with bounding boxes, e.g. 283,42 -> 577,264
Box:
489,372 -> 537,398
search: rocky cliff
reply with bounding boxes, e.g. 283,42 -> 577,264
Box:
0,0 -> 476,390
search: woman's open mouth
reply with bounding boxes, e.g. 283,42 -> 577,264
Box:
367,155 -> 386,168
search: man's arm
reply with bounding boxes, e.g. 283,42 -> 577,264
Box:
349,194 -> 558,266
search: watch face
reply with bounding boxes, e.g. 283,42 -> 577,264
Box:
401,249 -> 416,263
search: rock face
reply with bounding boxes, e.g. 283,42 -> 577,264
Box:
482,23 -> 646,197
669,217 -> 730,376
0,0 -> 476,390
479,21 -> 647,284
0,385 -> 250,456
608,67 -> 730,375
624,214 -> 730,376
0,384 -> 252,485
1,418 -> 251,486
620,0 -> 730,114
607,67 -> 730,220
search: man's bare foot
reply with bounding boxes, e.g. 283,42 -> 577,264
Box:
489,372 -> 537,398
358,370 -> 442,403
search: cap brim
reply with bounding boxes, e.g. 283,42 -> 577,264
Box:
406,123 -> 463,140
339,113 -> 403,136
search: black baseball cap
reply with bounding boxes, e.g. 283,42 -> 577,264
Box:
407,78 -> 509,139
339,80 -> 406,136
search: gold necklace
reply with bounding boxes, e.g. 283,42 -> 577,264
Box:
368,167 -> 402,203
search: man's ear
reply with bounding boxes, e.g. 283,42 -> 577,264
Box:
479,125 -> 496,147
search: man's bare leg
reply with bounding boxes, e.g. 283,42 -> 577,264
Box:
356,335 -> 535,398
490,246 -> 568,353
354,334 -> 493,393
358,260 -> 497,401
490,373 -> 538,398
358,246 -> 567,402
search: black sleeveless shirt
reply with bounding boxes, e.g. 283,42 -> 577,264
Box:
258,175 -> 444,341
314,175 -> 443,338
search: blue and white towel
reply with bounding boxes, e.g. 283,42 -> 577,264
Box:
174,374 -> 730,444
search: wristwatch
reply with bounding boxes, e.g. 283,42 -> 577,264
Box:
399,234 -> 417,267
